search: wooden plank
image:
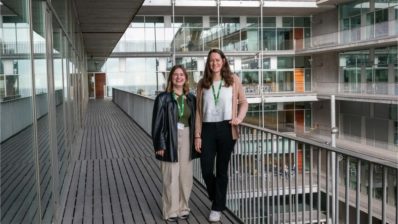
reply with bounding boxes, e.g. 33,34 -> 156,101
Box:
111,159 -> 135,223
78,128 -> 87,160
106,159 -> 124,224
124,158 -> 157,223
101,127 -> 109,159
119,158 -> 145,224
61,162 -> 81,224
100,160 -> 113,224
111,125 -> 137,158
1,173 -> 36,224
82,160 -> 93,224
73,160 -> 87,224
93,159 -> 103,224
107,125 -> 127,158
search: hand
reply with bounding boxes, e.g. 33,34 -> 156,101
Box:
229,117 -> 242,126
156,149 -> 165,157
194,138 -> 202,153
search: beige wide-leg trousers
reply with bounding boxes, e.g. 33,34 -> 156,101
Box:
161,127 -> 193,219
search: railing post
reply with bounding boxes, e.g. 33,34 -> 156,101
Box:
330,95 -> 338,223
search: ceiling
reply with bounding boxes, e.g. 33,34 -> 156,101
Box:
73,0 -> 145,71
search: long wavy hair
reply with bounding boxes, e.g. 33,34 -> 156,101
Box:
166,65 -> 190,94
201,48 -> 234,89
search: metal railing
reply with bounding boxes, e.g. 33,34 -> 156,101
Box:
112,88 -> 398,224
224,123 -> 397,224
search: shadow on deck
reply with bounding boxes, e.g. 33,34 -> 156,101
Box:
60,99 -> 240,224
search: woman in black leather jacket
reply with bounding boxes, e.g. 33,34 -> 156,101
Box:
151,65 -> 200,222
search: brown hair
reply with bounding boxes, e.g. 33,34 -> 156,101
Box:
201,48 -> 234,89
166,65 -> 190,94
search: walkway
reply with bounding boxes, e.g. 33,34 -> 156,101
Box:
60,99 -> 240,224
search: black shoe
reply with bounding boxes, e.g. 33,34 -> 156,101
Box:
179,214 -> 189,220
166,216 -> 178,222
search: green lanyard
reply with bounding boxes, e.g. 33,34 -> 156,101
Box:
173,92 -> 184,118
211,80 -> 223,105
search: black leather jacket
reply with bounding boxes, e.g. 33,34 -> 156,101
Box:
151,92 -> 200,162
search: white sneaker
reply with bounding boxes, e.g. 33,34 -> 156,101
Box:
208,210 -> 221,222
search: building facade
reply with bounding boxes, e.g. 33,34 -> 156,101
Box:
102,0 -> 398,223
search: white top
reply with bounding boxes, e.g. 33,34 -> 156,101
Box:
203,80 -> 233,122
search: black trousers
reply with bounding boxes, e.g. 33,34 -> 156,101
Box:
201,120 -> 236,211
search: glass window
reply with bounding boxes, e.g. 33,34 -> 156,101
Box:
366,12 -> 375,39
282,17 -> 293,27
342,68 -> 361,93
185,17 -> 202,27
247,17 -> 259,28
277,57 -> 294,69
395,68 -> 398,95
304,28 -> 311,48
375,9 -> 389,37
263,71 -> 276,93
350,15 -> 361,41
105,58 -> 120,72
295,56 -> 311,68
263,17 -> 276,27
340,1 -> 362,18
241,56 -> 258,70
210,17 -> 218,26
375,0 -> 390,9
278,71 -> 294,92
244,103 -> 261,126
242,71 -> 258,85
294,17 -> 306,27
146,16 -> 164,27
263,58 -> 271,69
305,69 -> 312,92
277,28 -> 293,50
375,68 -> 389,94
186,28 -> 203,51
132,16 -> 145,27
263,28 -> 276,50
245,28 -> 259,51
278,110 -> 294,132
264,111 -> 277,130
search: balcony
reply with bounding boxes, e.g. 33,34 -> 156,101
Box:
113,88 -> 397,224
1,88 -> 395,223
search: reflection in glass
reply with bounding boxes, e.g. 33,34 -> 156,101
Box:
53,21 -> 68,196
278,71 -> 294,92
277,28 -> 293,50
0,0 -> 39,223
263,71 -> 276,93
244,103 -> 261,126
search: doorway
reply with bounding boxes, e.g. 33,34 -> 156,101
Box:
95,73 -> 106,99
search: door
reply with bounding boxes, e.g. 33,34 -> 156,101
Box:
294,28 -> 303,50
95,73 -> 105,99
295,110 -> 304,134
294,68 -> 304,93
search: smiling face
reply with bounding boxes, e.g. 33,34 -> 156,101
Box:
171,68 -> 187,89
209,52 -> 225,76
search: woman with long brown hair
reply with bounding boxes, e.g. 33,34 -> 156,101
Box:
194,49 -> 248,222
152,65 -> 200,222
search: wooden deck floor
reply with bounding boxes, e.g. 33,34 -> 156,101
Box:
60,99 -> 240,224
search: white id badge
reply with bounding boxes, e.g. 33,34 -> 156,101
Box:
177,123 -> 184,130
